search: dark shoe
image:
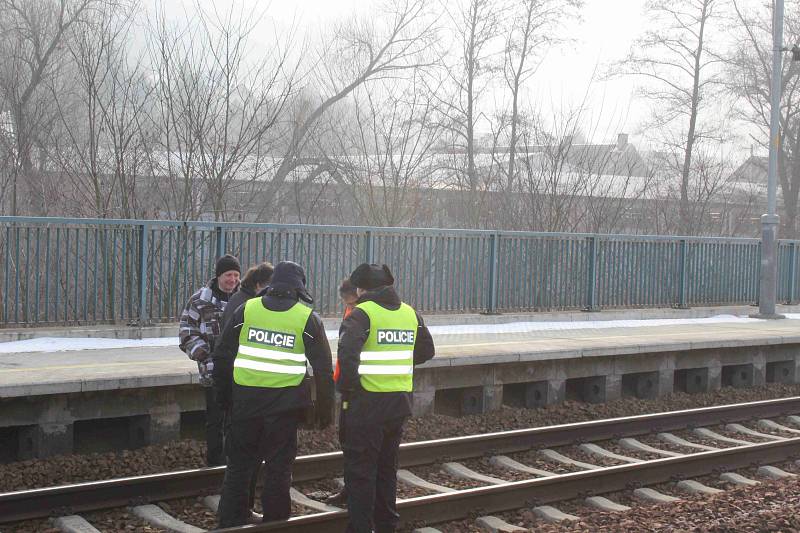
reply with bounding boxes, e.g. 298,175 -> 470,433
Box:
324,489 -> 348,506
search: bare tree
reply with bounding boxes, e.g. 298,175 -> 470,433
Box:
0,0 -> 117,215
610,0 -> 727,233
727,0 -> 800,237
257,0 -> 438,222
144,3 -> 296,221
500,0 -> 581,195
434,0 -> 504,227
323,74 -> 442,226
48,0 -> 147,218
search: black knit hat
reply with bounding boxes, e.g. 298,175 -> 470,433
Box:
268,261 -> 313,303
215,254 -> 241,277
349,263 -> 394,290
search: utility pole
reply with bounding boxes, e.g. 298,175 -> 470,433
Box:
754,0 -> 785,319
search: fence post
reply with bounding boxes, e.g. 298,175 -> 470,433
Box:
584,236 -> 599,311
215,225 -> 225,259
365,230 -> 374,263
677,238 -> 689,309
487,233 -> 500,314
788,242 -> 797,304
137,222 -> 150,325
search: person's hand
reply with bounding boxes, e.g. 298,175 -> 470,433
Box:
198,359 -> 214,386
191,345 -> 209,362
315,399 -> 333,429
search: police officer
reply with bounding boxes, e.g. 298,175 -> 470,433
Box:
337,263 -> 435,533
212,261 -> 334,527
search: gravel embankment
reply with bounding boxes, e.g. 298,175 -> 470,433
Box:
2,383 -> 800,493
533,476 -> 800,532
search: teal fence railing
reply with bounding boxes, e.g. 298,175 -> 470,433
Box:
0,216 -> 797,327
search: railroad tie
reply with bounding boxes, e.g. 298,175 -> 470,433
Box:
131,504 -> 206,533
442,462 -> 507,485
578,443 -> 643,463
692,428 -> 752,446
201,494 -> 264,523
413,528 -> 443,533
757,465 -> 796,480
201,495 -> 220,512
52,515 -> 102,533
475,515 -> 526,532
724,423 -> 786,441
539,449 -> 601,470
532,505 -> 580,523
398,469 -> 457,493
489,455 -> 555,477
758,419 -> 800,435
720,472 -> 759,487
632,488 -> 680,503
657,432 -> 719,451
584,496 -> 631,512
618,438 -> 683,458
289,488 -> 342,512
675,480 -> 724,495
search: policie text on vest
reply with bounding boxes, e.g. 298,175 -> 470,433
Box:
376,329 -> 415,344
247,327 -> 296,349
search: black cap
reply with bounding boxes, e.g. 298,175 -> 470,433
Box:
349,263 -> 394,290
268,261 -> 313,303
215,254 -> 241,277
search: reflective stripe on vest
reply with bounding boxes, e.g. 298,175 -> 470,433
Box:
234,299 -> 312,388
356,300 -> 418,392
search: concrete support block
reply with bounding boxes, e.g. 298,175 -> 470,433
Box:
130,406 -> 181,448
658,369 -> 674,396
621,371 -> 659,400
707,362 -> 722,391
412,390 -> 436,417
523,381 -> 548,408
722,364 -> 754,389
605,374 -> 621,401
752,354 -> 767,386
435,385 -> 504,416
18,423 -> 73,459
483,385 -> 504,412
675,367 -> 709,394
566,376 -> 610,404
766,360 -> 796,384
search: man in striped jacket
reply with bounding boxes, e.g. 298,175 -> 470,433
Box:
178,254 -> 240,466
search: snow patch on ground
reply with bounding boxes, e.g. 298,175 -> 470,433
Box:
1,314 -> 794,354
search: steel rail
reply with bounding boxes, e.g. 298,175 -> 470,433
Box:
2,396 -> 800,523
227,437 -> 800,533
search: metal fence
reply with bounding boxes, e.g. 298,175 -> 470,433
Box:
1,216 -> 799,327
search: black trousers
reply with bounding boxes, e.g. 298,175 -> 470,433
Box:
217,412 -> 299,528
205,386 -> 226,466
343,415 -> 406,533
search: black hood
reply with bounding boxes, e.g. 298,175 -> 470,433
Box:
266,261 -> 313,304
357,285 -> 401,309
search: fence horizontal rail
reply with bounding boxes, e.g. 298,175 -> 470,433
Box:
1,216 -> 798,327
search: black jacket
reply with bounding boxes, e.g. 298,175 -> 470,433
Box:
221,284 -> 256,331
212,293 -> 334,422
336,286 -> 435,424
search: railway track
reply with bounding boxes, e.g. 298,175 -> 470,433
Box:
4,396 -> 800,532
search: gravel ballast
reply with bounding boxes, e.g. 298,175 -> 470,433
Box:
3,384 -> 800,493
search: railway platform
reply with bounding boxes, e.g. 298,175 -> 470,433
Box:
2,304 -> 800,459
